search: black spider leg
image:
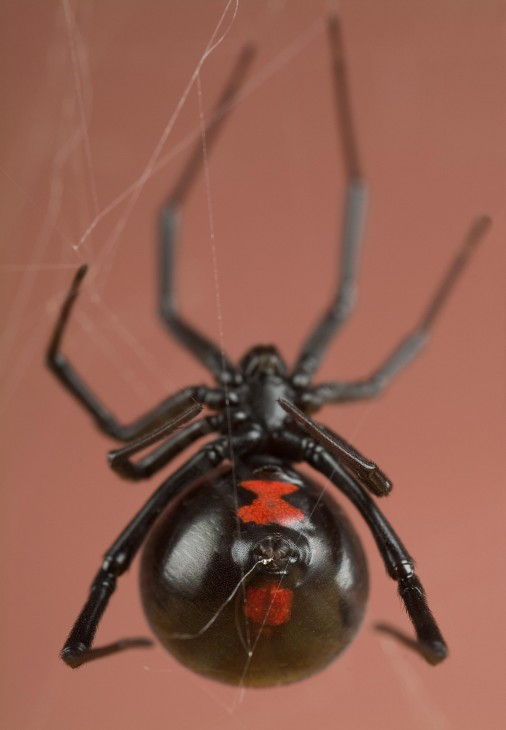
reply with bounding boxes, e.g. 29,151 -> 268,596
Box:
106,403 -> 213,480
61,427 -> 262,667
46,265 -> 226,441
160,45 -> 256,385
292,16 -> 367,386
278,398 -> 392,496
302,215 -> 491,408
108,410 -> 247,481
279,430 -> 447,664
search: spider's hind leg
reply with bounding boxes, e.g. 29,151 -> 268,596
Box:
314,445 -> 447,663
285,431 -> 447,664
61,429 -> 262,667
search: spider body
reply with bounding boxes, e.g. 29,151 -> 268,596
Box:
47,18 -> 489,680
138,348 -> 369,685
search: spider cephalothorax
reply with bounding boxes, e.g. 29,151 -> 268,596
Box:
239,344 -> 288,379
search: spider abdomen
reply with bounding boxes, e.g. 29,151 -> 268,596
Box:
140,465 -> 368,686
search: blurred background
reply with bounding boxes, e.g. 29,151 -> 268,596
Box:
1,1 -> 505,728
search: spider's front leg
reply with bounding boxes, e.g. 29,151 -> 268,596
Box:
291,17 -> 368,386
304,215 -> 491,407
159,46 -> 255,385
46,265 -> 225,441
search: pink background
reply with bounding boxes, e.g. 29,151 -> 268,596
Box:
1,1 -> 505,729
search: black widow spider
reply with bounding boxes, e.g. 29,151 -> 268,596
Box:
47,18 -> 490,686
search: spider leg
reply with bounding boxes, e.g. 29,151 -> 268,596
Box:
292,17 -> 367,386
281,431 -> 447,664
278,398 -> 391,496
108,411 -> 226,480
61,427 -> 262,667
46,266 -> 225,441
160,46 -> 255,384
304,215 -> 491,406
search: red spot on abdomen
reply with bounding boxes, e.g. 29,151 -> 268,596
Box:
238,480 -> 304,526
243,582 -> 294,626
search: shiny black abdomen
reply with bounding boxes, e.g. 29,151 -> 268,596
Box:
140,464 -> 368,686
